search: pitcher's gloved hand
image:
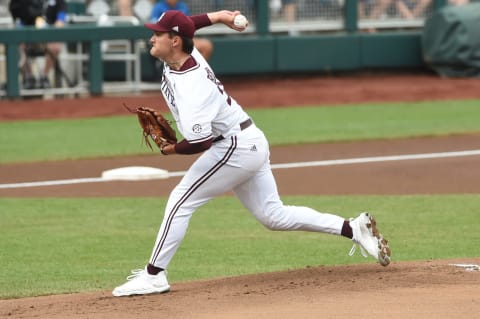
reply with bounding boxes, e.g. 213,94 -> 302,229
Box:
124,104 -> 177,151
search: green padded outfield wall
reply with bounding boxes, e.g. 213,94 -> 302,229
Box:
207,36 -> 276,74
276,35 -> 361,72
205,32 -> 423,76
360,32 -> 423,68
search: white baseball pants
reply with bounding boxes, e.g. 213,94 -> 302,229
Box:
149,124 -> 345,269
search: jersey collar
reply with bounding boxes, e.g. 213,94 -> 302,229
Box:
177,55 -> 198,72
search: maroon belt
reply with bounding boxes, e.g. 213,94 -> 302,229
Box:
213,118 -> 252,142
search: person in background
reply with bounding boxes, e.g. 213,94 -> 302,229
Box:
282,0 -> 296,22
395,0 -> 432,19
358,0 -> 394,20
9,0 -> 67,89
270,0 -> 298,35
0,0 -> 8,89
282,0 -> 297,35
448,0 -> 469,4
85,0 -> 143,17
150,0 -> 213,60
117,0 -> 134,15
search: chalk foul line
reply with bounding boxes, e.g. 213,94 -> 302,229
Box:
1,149 -> 479,189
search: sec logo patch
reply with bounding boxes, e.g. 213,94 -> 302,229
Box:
192,124 -> 202,133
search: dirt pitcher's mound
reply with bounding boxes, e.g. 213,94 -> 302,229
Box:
1,258 -> 479,319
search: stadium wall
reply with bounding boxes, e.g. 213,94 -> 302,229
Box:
210,32 -> 423,75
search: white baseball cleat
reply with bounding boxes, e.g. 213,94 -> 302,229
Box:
349,212 -> 391,266
112,268 -> 170,297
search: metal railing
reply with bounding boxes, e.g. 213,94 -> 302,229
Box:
0,14 -> 148,98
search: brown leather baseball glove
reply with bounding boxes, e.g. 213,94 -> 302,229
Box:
124,104 -> 177,150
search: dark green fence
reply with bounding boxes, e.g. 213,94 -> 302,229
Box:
0,0 -> 448,98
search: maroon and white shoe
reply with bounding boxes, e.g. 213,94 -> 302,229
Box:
349,212 -> 391,266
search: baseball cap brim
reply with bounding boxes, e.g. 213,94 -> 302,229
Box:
144,23 -> 170,33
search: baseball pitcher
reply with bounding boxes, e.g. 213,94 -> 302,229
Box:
113,9 -> 391,297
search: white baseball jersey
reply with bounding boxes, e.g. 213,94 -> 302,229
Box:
160,48 -> 250,143
149,48 -> 346,269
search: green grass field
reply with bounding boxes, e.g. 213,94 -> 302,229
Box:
0,99 -> 479,164
0,99 -> 479,298
1,195 -> 479,298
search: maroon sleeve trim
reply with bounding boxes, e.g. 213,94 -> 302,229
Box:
174,138 -> 213,155
190,14 -> 212,31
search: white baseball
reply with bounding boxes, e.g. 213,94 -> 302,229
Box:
233,14 -> 248,28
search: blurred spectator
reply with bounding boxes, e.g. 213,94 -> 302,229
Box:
0,0 -> 8,89
395,0 -> 432,19
150,0 -> 213,60
448,0 -> 469,4
86,0 -> 111,16
0,0 -> 10,17
132,0 -> 154,21
9,0 -> 67,89
85,0 -> 135,16
359,0 -> 393,20
150,0 -> 189,20
271,0 -> 297,35
283,0 -> 296,24
117,0 -> 134,16
85,0 -> 154,21
270,0 -> 282,18
116,0 -> 153,19
282,0 -> 297,36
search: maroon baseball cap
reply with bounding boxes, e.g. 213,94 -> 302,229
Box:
145,11 -> 195,39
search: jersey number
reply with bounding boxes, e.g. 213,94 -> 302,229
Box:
205,67 -> 231,106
